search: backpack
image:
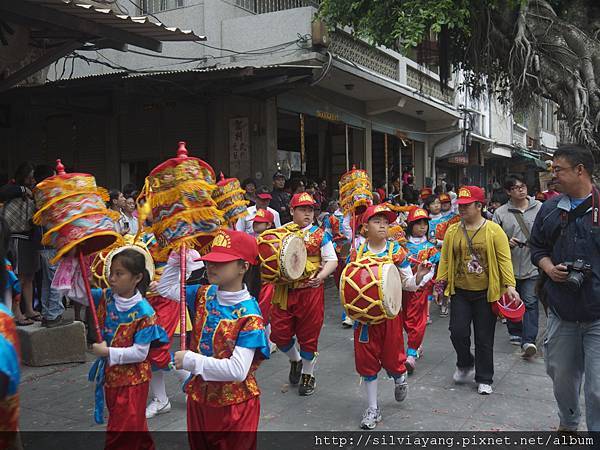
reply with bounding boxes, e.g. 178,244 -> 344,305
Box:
1,197 -> 34,235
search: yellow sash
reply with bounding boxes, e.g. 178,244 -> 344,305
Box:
271,224 -> 320,311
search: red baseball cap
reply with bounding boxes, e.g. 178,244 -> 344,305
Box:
419,187 -> 433,199
456,186 -> 485,205
407,207 -> 430,223
256,192 -> 272,200
361,204 -> 397,224
491,293 -> 525,322
438,193 -> 451,204
198,229 -> 258,265
290,192 -> 316,208
252,208 -> 274,224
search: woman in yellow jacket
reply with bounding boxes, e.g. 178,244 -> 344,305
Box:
435,186 -> 522,395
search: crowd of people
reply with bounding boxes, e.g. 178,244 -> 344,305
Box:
1,144 -> 599,449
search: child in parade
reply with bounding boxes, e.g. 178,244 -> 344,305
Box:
439,193 -> 455,219
164,230 -> 269,450
145,246 -> 204,419
89,247 -> 169,450
346,204 -> 431,430
270,193 -> 338,395
322,200 -> 354,328
249,209 -> 277,353
423,195 -> 445,245
0,221 -> 21,450
403,208 -> 440,371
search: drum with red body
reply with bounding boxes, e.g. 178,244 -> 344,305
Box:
257,228 -> 306,283
340,256 -> 403,325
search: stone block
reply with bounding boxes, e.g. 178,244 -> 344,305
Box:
17,321 -> 87,366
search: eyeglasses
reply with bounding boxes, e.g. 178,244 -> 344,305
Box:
510,184 -> 527,191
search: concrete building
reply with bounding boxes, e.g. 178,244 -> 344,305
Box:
1,0 -> 560,196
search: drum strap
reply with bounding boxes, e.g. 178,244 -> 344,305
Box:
358,322 -> 369,343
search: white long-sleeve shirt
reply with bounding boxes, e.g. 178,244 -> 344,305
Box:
181,287 -> 256,382
157,248 -> 204,301
107,291 -> 150,366
235,205 -> 281,234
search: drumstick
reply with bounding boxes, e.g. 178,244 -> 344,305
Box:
408,256 -> 433,268
78,250 -> 102,343
180,243 -> 187,351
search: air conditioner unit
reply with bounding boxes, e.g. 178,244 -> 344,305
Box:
312,20 -> 330,48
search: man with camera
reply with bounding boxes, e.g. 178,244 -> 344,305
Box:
529,145 -> 600,432
493,174 -> 542,356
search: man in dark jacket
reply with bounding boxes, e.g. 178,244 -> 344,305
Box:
529,145 -> 600,432
270,171 -> 291,224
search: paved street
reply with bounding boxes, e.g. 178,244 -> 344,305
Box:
19,280 -> 558,433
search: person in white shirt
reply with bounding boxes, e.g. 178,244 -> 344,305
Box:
236,186 -> 281,234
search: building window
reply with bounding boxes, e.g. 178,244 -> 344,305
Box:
542,99 -> 555,132
142,0 -> 184,14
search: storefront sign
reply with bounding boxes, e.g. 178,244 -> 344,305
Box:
316,111 -> 340,122
229,117 -> 249,161
447,154 -> 469,166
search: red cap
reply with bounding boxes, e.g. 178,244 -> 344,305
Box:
456,186 -> 485,204
419,187 -> 433,199
491,293 -> 525,322
361,204 -> 397,224
407,207 -> 430,223
438,193 -> 451,203
256,192 -> 272,200
199,230 -> 258,265
290,192 -> 316,208
252,208 -> 274,224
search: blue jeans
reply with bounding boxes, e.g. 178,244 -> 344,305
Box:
506,277 -> 539,345
545,309 -> 600,431
40,248 -> 65,321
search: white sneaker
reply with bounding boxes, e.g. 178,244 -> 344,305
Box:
452,367 -> 475,384
342,316 -> 354,328
360,407 -> 382,429
477,383 -> 493,395
145,398 -> 171,419
522,343 -> 537,358
269,341 -> 278,354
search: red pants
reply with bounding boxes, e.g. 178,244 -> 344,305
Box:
402,286 -> 431,352
269,285 -> 324,354
258,284 -> 274,323
147,296 -> 179,369
354,315 -> 406,378
105,382 -> 154,450
187,396 -> 260,450
333,258 -> 344,289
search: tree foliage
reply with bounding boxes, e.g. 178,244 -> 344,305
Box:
319,0 -> 600,152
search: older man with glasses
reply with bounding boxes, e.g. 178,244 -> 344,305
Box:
529,145 -> 600,432
492,174 -> 542,356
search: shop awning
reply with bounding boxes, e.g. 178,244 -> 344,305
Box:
513,147 -> 547,169
0,0 -> 205,92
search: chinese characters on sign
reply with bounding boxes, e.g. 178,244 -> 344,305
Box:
229,117 -> 249,162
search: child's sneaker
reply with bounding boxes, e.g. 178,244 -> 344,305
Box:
360,407 -> 382,429
394,374 -> 408,402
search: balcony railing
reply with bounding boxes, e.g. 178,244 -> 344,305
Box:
406,66 -> 454,105
330,30 -> 399,81
235,0 -> 320,14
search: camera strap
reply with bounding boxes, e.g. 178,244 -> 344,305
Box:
558,187 -> 600,237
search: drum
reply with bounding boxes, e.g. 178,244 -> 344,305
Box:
33,160 -> 120,264
257,228 -> 307,283
340,257 -> 402,325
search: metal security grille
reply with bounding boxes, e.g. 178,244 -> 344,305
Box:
142,0 -> 184,14
235,0 -> 320,14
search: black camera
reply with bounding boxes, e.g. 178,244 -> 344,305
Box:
563,260 -> 592,290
